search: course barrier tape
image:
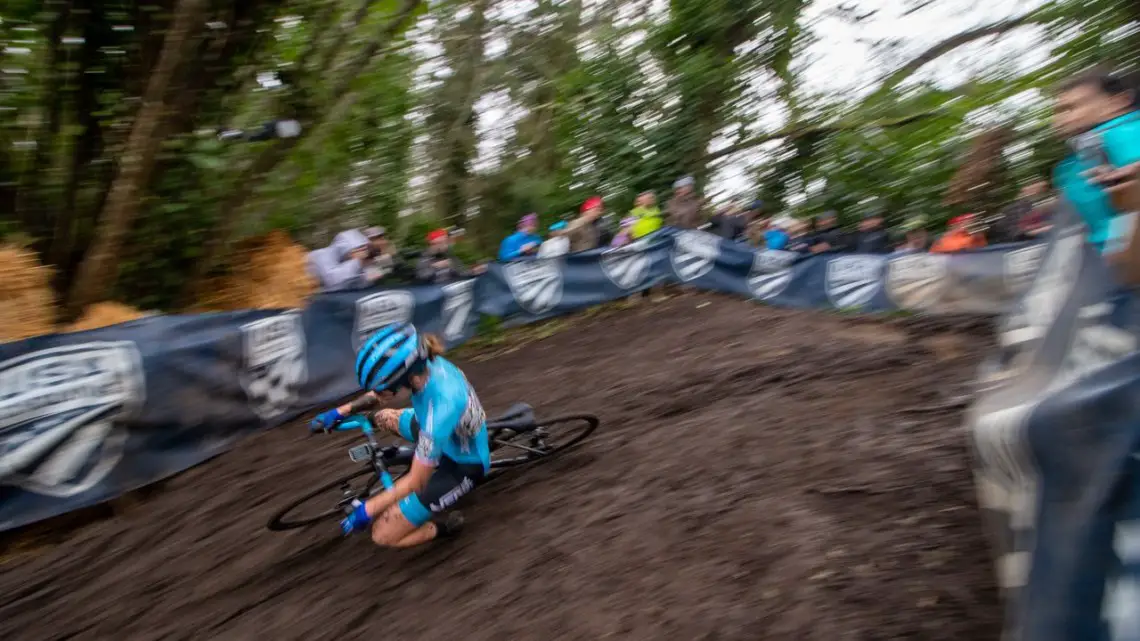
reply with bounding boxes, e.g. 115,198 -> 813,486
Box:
1,215 -> 1137,641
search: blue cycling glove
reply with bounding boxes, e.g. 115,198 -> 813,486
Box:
340,499 -> 372,536
311,408 -> 344,432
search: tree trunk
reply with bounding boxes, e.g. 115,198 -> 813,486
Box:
65,0 -> 208,315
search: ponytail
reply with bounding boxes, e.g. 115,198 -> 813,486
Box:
422,333 -> 446,359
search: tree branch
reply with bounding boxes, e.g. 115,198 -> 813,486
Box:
871,11 -> 1046,96
704,110 -> 944,163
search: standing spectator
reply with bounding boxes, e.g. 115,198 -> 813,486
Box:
610,217 -> 638,248
538,221 -> 570,258
629,191 -> 664,239
852,211 -> 891,254
363,226 -> 398,281
809,211 -> 849,254
746,216 -> 770,247
418,228 -> 485,283
307,229 -> 382,292
787,219 -> 812,253
666,176 -> 704,229
995,182 -> 1048,243
565,196 -> 604,252
708,202 -> 749,242
894,216 -> 930,253
1017,187 -> 1057,240
1053,66 -> 1140,253
764,217 -> 791,250
931,214 -> 987,253
498,213 -> 543,261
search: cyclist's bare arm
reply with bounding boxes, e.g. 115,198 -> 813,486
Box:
335,391 -> 380,416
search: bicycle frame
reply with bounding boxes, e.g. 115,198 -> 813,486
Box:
332,414 -> 396,491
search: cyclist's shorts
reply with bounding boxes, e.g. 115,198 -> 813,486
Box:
396,416 -> 484,527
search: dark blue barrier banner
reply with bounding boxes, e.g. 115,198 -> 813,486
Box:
969,204 -> 1140,641
0,227 -> 1055,534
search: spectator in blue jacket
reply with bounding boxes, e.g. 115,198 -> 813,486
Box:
764,218 -> 791,250
1053,66 -> 1140,253
498,213 -> 543,261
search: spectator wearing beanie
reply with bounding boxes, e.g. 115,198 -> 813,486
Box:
499,214 -> 543,261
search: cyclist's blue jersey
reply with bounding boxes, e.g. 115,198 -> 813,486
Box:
398,357 -> 490,473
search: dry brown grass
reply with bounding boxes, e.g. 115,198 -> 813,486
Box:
193,231 -> 316,312
0,244 -> 57,343
65,302 -> 150,333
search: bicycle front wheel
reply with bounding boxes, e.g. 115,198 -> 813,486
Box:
266,464 -> 405,531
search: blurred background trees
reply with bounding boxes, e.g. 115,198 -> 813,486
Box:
0,0 -> 1133,313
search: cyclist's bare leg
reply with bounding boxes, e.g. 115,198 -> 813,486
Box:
370,505 -> 437,548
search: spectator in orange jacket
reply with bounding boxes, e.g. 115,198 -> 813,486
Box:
931,214 -> 987,253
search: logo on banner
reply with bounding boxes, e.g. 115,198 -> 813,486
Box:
826,255 -> 884,309
747,250 -> 797,301
441,279 -> 476,342
601,239 -> 653,290
503,260 -> 564,314
670,230 -> 720,282
1004,244 -> 1048,295
886,253 -> 949,310
0,342 -> 144,497
240,312 -> 307,421
354,290 -> 415,348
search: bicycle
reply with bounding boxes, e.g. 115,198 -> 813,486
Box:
266,403 -> 599,531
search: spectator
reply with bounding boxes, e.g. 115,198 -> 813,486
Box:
498,213 -> 543,261
307,228 -> 381,292
565,196 -> 604,252
610,217 -> 638,248
418,228 -> 485,284
709,202 -> 749,242
666,176 -> 704,229
808,211 -> 849,254
1016,185 -> 1056,240
746,216 -> 770,247
852,211 -> 891,254
787,219 -> 812,253
931,214 -> 987,253
538,221 -> 570,258
894,216 -> 930,253
629,191 -> 664,239
764,217 -> 791,250
595,212 -> 617,248
362,226 -> 398,281
1053,66 -> 1140,252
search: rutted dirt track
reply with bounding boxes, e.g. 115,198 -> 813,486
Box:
0,295 -> 1002,640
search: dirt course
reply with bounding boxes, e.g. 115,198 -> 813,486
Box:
0,295 -> 1002,641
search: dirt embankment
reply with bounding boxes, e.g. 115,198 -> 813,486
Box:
0,295 -> 1000,641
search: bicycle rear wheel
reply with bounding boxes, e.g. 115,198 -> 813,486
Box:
266,463 -> 408,531
491,414 -> 599,469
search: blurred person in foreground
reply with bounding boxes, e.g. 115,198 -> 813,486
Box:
853,210 -> 891,254
666,176 -> 705,229
418,228 -> 485,284
538,221 -> 570,258
629,191 -> 664,239
809,211 -> 849,254
1053,65 -> 1140,253
564,196 -> 604,252
931,214 -> 987,253
308,228 -> 383,292
498,214 -> 543,261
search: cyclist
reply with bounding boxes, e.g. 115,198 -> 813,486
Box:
310,322 -> 488,547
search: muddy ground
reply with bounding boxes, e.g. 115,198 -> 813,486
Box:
0,295 -> 1002,641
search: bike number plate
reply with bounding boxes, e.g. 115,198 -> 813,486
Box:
348,444 -> 374,463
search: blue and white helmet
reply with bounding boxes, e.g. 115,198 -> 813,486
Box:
355,322 -> 426,393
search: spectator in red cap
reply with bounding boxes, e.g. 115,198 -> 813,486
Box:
417,227 -> 485,283
931,214 -> 987,253
563,196 -> 604,253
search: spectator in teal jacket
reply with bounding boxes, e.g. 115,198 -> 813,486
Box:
498,213 -> 543,261
1052,67 -> 1140,252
